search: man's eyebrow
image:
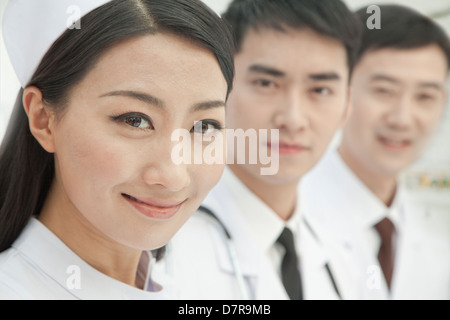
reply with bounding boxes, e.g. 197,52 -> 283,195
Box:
100,90 -> 165,109
370,74 -> 400,84
416,82 -> 444,91
100,90 -> 225,111
370,74 -> 443,90
248,64 -> 286,77
308,72 -> 341,81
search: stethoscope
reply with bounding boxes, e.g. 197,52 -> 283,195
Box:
198,205 -> 251,300
197,205 -> 342,300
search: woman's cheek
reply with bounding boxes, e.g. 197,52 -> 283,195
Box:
193,162 -> 225,198
55,126 -> 128,204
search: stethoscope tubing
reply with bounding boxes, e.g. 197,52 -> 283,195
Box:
197,205 -> 342,300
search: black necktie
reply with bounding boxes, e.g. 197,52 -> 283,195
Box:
276,227 -> 303,300
374,217 -> 396,289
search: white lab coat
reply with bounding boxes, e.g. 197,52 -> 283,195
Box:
301,150 -> 450,300
0,218 -> 169,300
153,167 -> 361,300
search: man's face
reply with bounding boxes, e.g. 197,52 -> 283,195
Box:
226,27 -> 350,186
341,45 -> 448,177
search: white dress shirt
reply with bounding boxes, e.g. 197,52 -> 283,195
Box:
301,149 -> 450,299
0,218 -> 169,300
222,167 -> 301,279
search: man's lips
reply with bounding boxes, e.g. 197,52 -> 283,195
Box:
122,193 -> 186,220
377,135 -> 412,150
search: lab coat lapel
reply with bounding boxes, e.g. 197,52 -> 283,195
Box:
202,181 -> 260,278
299,214 -> 347,300
300,184 -> 362,300
202,180 -> 288,299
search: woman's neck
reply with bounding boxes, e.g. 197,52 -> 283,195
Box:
38,179 -> 143,288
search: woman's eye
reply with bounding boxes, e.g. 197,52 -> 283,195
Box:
192,120 -> 223,134
124,116 -> 150,129
110,113 -> 154,130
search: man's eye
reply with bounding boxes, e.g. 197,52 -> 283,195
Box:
417,93 -> 436,102
311,87 -> 332,95
254,79 -> 277,88
110,113 -> 154,130
192,120 -> 223,134
373,87 -> 393,95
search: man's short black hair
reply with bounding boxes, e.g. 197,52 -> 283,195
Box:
355,4 -> 450,70
222,0 -> 362,74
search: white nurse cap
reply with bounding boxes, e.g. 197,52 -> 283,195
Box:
2,0 -> 112,87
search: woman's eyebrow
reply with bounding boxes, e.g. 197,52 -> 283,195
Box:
191,100 -> 226,112
100,90 -> 225,111
100,90 -> 165,109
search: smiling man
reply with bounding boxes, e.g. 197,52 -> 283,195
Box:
154,0 -> 362,300
301,4 -> 450,299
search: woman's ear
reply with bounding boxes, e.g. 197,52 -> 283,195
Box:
22,86 -> 56,153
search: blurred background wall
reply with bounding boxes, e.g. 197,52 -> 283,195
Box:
1,0 -> 449,207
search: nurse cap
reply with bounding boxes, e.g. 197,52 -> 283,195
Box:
2,0 -> 112,87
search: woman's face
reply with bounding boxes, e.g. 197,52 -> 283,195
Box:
50,33 -> 227,250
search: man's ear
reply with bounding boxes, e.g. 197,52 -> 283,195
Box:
339,87 -> 353,129
22,86 -> 56,153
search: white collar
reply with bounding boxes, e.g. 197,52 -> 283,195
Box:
222,166 -> 301,252
201,167 -> 329,276
326,150 -> 404,229
12,218 -> 168,299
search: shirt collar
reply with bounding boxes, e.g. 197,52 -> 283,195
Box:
329,151 -> 404,229
222,167 -> 301,252
12,218 -> 168,299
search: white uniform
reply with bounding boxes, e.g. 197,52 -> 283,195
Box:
153,167 -> 361,300
301,150 -> 450,300
0,218 -> 169,300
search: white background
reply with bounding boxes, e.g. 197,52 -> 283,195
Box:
1,0 -> 450,205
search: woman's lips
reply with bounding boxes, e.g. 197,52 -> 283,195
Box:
267,142 -> 310,155
122,193 -> 185,220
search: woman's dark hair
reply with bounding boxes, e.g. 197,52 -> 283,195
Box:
222,0 -> 362,74
0,0 -> 234,252
354,4 -> 450,70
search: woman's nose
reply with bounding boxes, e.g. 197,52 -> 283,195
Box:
142,141 -> 191,192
